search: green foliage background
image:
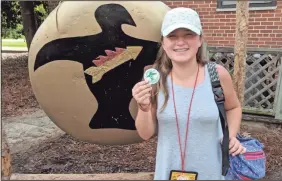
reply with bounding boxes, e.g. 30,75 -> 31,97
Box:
1,1 -> 49,39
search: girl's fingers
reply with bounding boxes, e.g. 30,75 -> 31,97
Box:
133,80 -> 149,90
136,87 -> 152,99
139,93 -> 151,103
229,141 -> 239,154
240,147 -> 247,154
136,83 -> 151,94
132,80 -> 153,106
229,137 -> 236,149
232,145 -> 244,156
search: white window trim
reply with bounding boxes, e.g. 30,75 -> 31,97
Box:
216,6 -> 277,12
216,0 -> 277,11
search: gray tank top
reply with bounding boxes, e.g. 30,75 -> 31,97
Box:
154,64 -> 225,180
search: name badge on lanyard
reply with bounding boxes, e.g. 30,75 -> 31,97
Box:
170,170 -> 198,180
169,65 -> 200,180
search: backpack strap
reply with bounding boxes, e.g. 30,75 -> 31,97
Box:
207,61 -> 230,176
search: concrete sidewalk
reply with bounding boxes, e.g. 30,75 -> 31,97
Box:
2,39 -> 26,42
1,47 -> 28,53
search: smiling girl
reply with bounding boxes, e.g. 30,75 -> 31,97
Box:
132,7 -> 245,180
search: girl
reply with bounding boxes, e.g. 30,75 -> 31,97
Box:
132,7 -> 246,180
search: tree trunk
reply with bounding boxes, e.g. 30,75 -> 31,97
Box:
19,1 -> 37,50
233,1 -> 249,105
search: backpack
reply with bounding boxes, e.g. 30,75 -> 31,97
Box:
206,61 -> 266,180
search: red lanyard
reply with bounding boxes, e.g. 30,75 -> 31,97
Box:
171,64 -> 199,171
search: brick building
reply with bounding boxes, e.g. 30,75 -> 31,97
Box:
47,0 -> 282,49
165,0 -> 282,49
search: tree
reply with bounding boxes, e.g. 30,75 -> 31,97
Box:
19,1 -> 37,50
1,1 -> 49,49
233,1 -> 249,105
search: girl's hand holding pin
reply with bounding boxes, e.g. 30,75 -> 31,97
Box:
132,68 -> 160,112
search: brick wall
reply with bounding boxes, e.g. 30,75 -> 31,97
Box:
164,1 -> 282,49
46,1 -> 282,49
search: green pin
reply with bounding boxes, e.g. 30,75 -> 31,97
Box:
144,68 -> 160,85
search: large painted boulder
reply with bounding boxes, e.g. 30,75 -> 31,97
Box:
28,1 -> 170,145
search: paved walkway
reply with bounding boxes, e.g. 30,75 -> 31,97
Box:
2,39 -> 26,42
1,47 -> 28,53
2,109 -> 65,154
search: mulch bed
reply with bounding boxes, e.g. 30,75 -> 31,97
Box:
2,53 -> 282,178
11,134 -> 157,174
2,53 -> 40,117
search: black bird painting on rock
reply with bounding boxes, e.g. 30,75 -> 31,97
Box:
33,4 -> 159,130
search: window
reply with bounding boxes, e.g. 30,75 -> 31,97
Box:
217,0 -> 277,11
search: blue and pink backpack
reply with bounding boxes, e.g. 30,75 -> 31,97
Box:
207,62 -> 266,180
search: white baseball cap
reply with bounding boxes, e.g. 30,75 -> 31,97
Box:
161,7 -> 202,37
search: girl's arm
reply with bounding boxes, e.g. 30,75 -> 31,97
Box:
135,103 -> 158,140
217,64 -> 245,156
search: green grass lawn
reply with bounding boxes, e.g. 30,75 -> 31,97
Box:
2,40 -> 27,47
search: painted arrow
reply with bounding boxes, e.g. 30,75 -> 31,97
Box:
84,46 -> 143,83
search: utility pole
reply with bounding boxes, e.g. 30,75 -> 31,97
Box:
233,1 -> 249,105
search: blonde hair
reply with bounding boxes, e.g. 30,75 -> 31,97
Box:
151,35 -> 208,112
